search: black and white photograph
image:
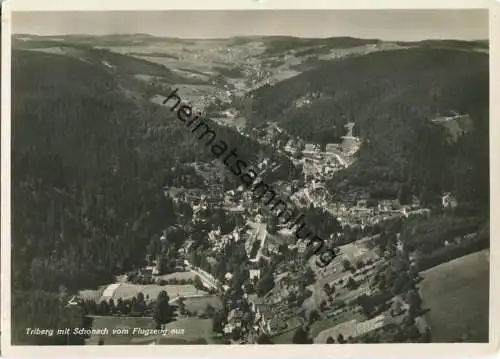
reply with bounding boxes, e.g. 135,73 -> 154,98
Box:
1,4 -> 495,353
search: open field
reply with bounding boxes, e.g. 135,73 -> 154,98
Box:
313,314 -> 386,343
181,295 -> 223,314
85,316 -> 156,345
85,316 -> 215,345
310,309 -> 364,338
419,249 -> 489,342
88,283 -> 207,303
270,328 -> 297,344
130,318 -> 215,345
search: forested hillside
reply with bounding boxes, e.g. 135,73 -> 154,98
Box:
262,36 -> 381,55
13,49 -> 185,292
12,46 -> 298,289
11,47 -> 296,343
250,47 -> 489,211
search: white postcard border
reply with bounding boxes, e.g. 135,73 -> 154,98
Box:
1,0 -> 499,357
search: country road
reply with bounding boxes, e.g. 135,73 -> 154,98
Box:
333,152 -> 348,167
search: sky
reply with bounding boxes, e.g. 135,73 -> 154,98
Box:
12,10 -> 488,41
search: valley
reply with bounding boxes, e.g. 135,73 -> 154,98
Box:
11,34 -> 489,345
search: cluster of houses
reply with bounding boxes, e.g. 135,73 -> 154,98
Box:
250,296 -> 305,336
293,92 -> 321,109
208,226 -> 246,254
328,190 -> 449,233
154,115 -> 463,343
222,294 -> 305,339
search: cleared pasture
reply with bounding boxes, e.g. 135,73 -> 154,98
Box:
419,249 -> 489,342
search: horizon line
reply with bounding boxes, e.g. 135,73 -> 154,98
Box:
11,33 -> 489,42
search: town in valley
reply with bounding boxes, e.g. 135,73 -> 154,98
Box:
11,11 -> 490,346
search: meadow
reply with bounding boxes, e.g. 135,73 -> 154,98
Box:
419,249 -> 489,342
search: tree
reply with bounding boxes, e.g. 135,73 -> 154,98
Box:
390,299 -> 403,317
58,285 -> 69,304
319,300 -> 327,311
302,266 -> 315,286
406,289 -> 423,316
205,303 -> 215,318
398,184 -> 412,205
190,251 -> 202,268
292,326 -> 312,344
323,283 -> 330,294
356,294 -> 377,316
404,264 -> 418,283
157,255 -> 171,275
337,333 -> 346,344
12,291 -> 90,345
84,299 -> 98,315
342,259 -> 352,272
377,275 -> 387,291
325,283 -> 336,296
257,271 -> 275,297
418,186 -> 432,207
178,296 -> 186,315
355,260 -> 364,270
116,298 -> 125,314
250,241 -> 260,258
346,277 -> 357,290
403,312 -> 415,328
326,336 -> 335,344
98,300 -> 109,315
108,299 -> 116,314
308,309 -> 320,324
153,291 -> 173,329
231,327 -> 241,341
392,272 -> 412,296
257,334 -> 274,344
193,275 -> 204,291
266,215 -> 278,234
137,292 -> 145,303
132,293 -> 146,315
212,311 -> 224,333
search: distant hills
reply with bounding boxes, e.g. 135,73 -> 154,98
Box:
13,33 -> 488,50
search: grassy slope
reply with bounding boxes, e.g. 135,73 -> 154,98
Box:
419,250 -> 489,342
86,316 -> 156,344
14,39 -> 204,85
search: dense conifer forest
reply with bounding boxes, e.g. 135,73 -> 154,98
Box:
250,48 -> 489,212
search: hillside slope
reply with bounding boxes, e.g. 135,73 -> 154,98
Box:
12,47 -> 296,293
250,47 -> 489,209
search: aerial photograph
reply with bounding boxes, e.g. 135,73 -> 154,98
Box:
9,10 -> 489,345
